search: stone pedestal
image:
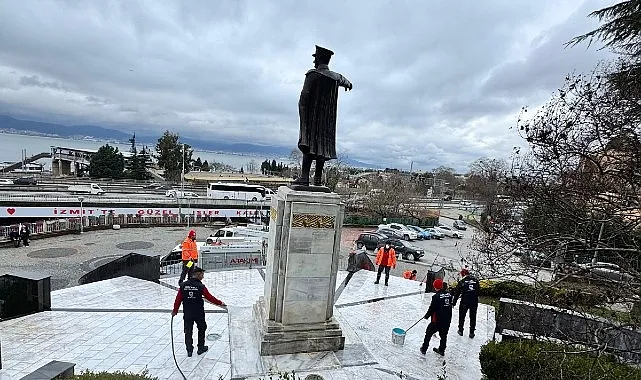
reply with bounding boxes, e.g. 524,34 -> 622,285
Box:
254,186 -> 345,355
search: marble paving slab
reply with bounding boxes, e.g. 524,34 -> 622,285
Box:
51,276 -> 223,312
161,269 -> 265,307
335,293 -> 496,380
334,270 -> 424,307
1,269 -> 496,380
0,310 -> 231,380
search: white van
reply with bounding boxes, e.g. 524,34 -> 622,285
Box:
68,183 -> 105,195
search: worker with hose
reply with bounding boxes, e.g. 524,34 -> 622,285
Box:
172,266 -> 226,357
179,229 -> 199,286
419,278 -> 453,356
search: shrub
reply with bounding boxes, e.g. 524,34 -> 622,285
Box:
480,340 -> 641,380
479,280 -> 606,309
74,369 -> 158,380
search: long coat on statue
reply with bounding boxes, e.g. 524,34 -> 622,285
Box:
298,64 -> 351,160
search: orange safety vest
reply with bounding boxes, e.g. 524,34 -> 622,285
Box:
375,247 -> 397,267
181,237 -> 198,261
403,270 -> 416,280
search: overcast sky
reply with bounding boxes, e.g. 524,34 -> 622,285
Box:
0,1 -> 611,172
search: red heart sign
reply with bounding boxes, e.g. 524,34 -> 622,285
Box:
6,208 -> 15,215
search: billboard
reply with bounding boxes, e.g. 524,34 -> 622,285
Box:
0,206 -> 267,218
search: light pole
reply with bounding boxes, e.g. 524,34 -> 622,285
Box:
78,196 -> 84,234
181,144 -> 185,195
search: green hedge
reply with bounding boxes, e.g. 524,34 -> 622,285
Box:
74,370 -> 158,380
480,280 -> 606,309
480,340 -> 641,380
343,214 -> 439,227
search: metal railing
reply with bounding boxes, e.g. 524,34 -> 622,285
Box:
161,250 -> 268,274
0,193 -> 271,206
0,214 -> 223,244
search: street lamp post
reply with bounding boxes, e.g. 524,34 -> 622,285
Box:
78,196 -> 84,234
181,144 -> 185,195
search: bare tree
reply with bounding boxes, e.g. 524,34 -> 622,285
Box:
363,173 -> 417,217
465,157 -> 508,223
466,66 -> 641,366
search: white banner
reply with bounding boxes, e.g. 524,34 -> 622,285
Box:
0,206 -> 267,218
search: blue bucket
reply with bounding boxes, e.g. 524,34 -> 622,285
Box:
392,327 -> 406,345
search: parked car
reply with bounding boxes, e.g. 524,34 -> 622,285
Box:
406,225 -> 432,240
143,182 -> 170,190
355,232 -> 388,250
435,225 -> 464,238
376,238 -> 425,261
377,223 -> 418,240
166,189 -> 199,198
453,220 -> 467,230
425,228 -> 444,239
375,227 -> 405,240
576,262 -> 636,283
520,250 -> 552,268
13,176 -> 37,185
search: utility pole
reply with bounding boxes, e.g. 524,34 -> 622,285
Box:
181,144 -> 185,195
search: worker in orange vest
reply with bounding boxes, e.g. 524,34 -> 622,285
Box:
179,229 -> 199,286
403,269 -> 417,280
375,241 -> 397,286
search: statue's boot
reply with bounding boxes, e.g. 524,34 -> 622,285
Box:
291,155 -> 312,186
313,159 -> 325,186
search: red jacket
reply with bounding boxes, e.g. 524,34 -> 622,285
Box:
376,247 -> 397,268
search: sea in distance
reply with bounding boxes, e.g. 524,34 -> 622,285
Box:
0,132 -> 284,171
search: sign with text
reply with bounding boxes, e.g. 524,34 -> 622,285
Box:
1,206 -> 267,218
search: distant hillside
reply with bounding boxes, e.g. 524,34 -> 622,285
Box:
0,114 -> 374,167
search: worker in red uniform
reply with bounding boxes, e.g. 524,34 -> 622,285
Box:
375,241 -> 397,286
403,269 -> 418,280
172,266 -> 226,357
179,229 -> 198,286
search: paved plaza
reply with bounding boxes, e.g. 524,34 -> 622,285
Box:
0,269 -> 495,379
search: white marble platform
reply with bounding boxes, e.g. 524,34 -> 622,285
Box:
52,276 -> 223,311
0,269 -> 495,380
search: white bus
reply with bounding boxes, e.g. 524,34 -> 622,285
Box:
207,182 -> 267,201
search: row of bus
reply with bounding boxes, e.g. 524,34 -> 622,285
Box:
205,182 -> 275,201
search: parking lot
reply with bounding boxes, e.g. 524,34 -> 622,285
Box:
340,222 -> 477,283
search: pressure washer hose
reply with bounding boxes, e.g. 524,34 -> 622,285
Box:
171,314 -> 188,380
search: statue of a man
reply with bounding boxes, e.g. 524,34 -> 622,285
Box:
291,45 -> 352,188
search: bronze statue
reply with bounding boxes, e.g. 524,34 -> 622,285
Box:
290,45 -> 352,190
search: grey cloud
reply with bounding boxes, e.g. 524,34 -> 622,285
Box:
0,0 -> 609,172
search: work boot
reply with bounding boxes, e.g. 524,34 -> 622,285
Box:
469,332 -> 475,339
187,350 -> 193,357
385,282 -> 389,286
433,348 -> 445,356
197,346 -> 209,355
419,348 -> 426,355
457,330 -> 463,336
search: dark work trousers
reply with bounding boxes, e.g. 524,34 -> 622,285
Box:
376,265 -> 391,284
178,259 -> 197,284
183,316 -> 207,351
421,322 -> 450,353
458,302 -> 478,333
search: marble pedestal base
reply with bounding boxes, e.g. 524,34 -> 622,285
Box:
254,298 -> 345,355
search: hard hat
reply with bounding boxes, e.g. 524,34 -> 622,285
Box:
188,230 -> 196,238
433,278 -> 444,291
